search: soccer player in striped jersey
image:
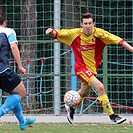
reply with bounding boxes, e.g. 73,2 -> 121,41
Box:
0,13 -> 36,130
46,12 -> 133,124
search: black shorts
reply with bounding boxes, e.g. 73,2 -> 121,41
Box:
0,69 -> 21,92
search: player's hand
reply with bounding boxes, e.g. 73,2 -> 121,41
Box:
45,28 -> 54,34
19,67 -> 27,75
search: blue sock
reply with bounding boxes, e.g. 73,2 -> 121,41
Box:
13,102 -> 25,124
0,94 -> 21,116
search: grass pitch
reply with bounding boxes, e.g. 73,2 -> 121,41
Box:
0,122 -> 132,133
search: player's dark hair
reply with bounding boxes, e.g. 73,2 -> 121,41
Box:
81,12 -> 94,22
0,12 -> 6,25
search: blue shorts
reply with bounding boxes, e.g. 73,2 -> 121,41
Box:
0,69 -> 21,92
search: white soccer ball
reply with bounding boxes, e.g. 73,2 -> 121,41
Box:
64,90 -> 80,107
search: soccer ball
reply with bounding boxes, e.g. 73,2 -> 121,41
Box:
64,90 -> 80,107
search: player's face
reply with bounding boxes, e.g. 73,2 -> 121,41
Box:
81,18 -> 94,36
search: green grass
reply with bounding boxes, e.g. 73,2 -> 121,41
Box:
0,122 -> 132,133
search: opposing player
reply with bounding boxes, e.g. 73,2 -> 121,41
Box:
46,12 -> 133,124
0,13 -> 36,130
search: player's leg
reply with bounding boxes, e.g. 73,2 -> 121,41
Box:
77,83 -> 92,100
90,77 -> 126,124
13,102 -> 25,124
0,69 -> 36,130
0,94 -> 21,116
65,67 -> 94,124
10,76 -> 36,130
65,84 -> 91,124
0,70 -> 24,116
90,78 -> 114,115
12,101 -> 35,130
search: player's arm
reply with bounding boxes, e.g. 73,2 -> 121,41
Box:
121,41 -> 133,53
8,30 -> 26,74
46,28 -> 73,45
45,28 -> 56,39
10,42 -> 26,75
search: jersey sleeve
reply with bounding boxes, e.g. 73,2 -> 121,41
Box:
56,29 -> 75,46
8,29 -> 18,44
96,28 -> 124,45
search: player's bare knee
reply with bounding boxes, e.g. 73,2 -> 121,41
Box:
11,82 -> 26,98
95,84 -> 105,95
16,91 -> 26,98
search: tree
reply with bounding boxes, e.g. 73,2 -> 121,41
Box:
21,0 -> 37,112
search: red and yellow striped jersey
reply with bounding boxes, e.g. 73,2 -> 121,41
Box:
54,27 -> 124,74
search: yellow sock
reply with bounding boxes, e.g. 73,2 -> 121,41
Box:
73,97 -> 84,109
97,94 -> 114,116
